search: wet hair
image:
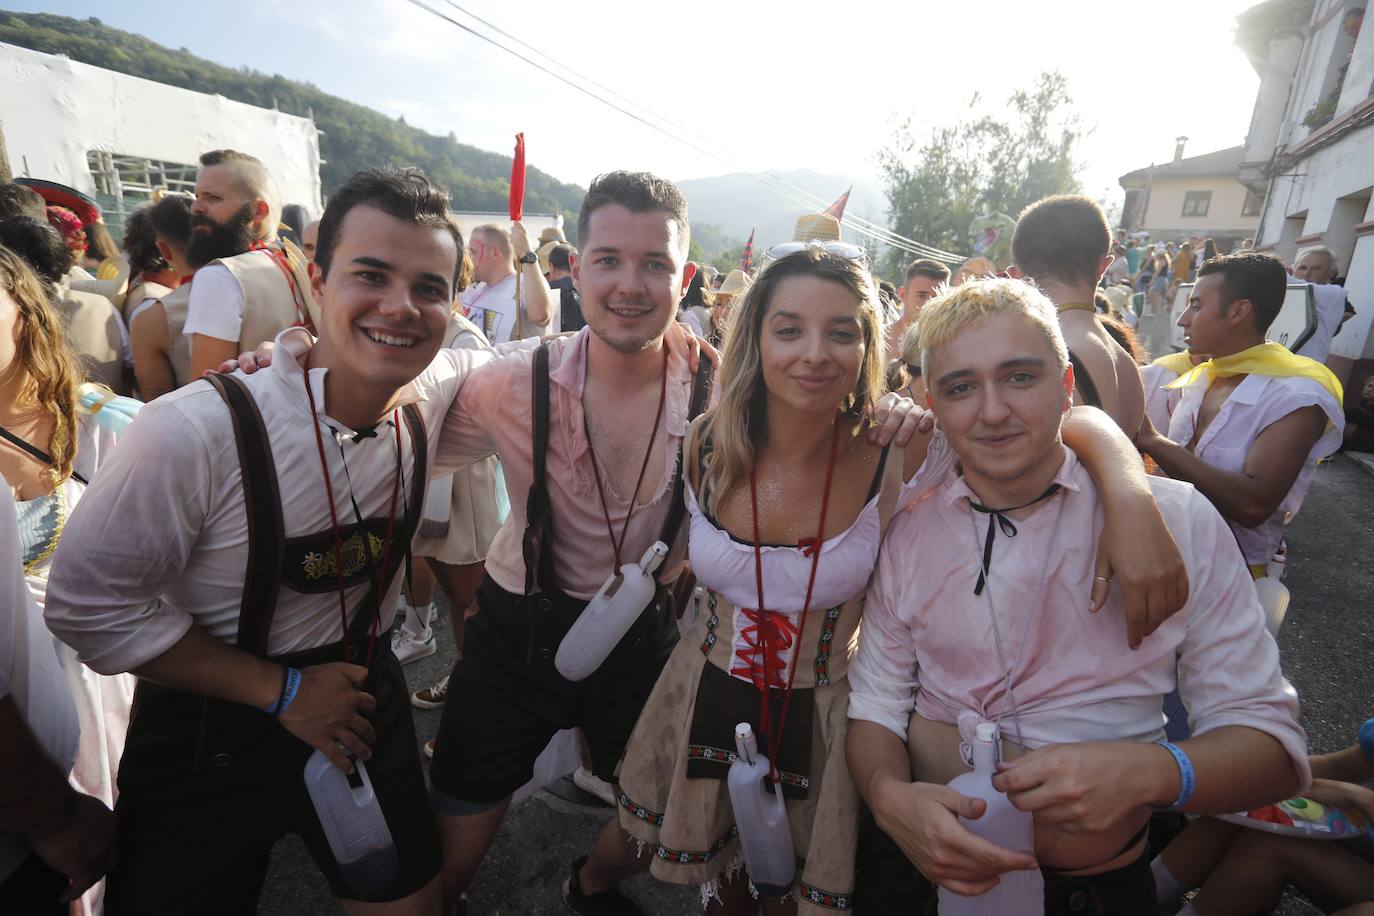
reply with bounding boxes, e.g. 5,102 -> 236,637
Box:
0,183 -> 47,221
905,258 -> 951,284
577,171 -> 690,256
1012,195 -> 1111,287
315,167 -> 463,289
1196,252 -> 1288,333
0,217 -> 73,294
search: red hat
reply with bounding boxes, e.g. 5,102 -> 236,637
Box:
14,178 -> 102,225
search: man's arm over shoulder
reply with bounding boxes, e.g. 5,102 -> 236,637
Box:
431,345 -> 523,476
1058,317 -> 1145,434
44,394 -> 218,674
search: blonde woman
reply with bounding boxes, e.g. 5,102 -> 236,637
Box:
615,243 -> 1187,914
0,246 -> 138,915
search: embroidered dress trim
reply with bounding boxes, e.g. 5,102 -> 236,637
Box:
800,881 -> 854,910
686,744 -> 809,790
617,787 -> 665,827
654,826 -> 737,865
813,604 -> 842,687
700,590 -> 720,655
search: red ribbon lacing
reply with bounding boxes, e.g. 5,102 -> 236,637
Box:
252,240 -> 313,332
745,418 -> 842,783
303,352 -> 402,668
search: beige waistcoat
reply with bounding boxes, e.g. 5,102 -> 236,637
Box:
159,283 -> 193,389
56,280 -> 125,394
212,241 -> 319,352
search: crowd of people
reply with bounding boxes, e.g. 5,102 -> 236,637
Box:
0,147 -> 1368,916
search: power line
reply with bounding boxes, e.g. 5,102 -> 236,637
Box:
399,0 -> 965,262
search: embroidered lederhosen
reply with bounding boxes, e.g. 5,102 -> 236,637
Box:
516,343 -> 712,662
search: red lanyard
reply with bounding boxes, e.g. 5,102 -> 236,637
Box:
582,345 -> 669,570
303,353 -> 403,667
252,241 -> 312,331
749,419 -> 841,783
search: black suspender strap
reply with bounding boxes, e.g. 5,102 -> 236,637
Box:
521,344 -> 557,596
0,426 -> 89,486
1068,350 -> 1104,410
204,373 -> 286,656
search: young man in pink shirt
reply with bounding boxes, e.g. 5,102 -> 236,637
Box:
847,277 -> 1308,915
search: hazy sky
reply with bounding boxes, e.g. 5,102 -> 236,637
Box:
9,0 -> 1263,210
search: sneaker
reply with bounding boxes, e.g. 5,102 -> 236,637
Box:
426,603 -> 439,625
391,625 -> 436,665
411,675 -> 450,709
572,767 -> 617,807
562,856 -> 644,915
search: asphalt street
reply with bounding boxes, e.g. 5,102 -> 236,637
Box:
260,453 -> 1374,915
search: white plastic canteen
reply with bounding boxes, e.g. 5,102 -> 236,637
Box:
936,722 -> 1044,916
303,750 -> 399,902
555,541 -> 667,681
726,722 -> 796,897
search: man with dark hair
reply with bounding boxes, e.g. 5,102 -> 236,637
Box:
1138,253 -> 1343,579
45,167 -> 495,914
183,149 -> 318,380
0,183 -> 48,222
128,196 -> 196,399
1011,195 -> 1146,435
888,258 -> 951,358
548,242 -> 585,332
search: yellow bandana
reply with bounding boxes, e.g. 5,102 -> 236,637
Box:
1151,351 -> 1195,376
1165,342 -> 1344,407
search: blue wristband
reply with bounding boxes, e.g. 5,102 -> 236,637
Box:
1359,717 -> 1374,763
1155,741 -> 1196,810
263,666 -> 302,717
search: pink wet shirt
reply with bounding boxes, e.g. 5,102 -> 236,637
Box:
437,328 -> 695,600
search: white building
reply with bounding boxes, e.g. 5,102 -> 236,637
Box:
1236,0 -> 1374,401
1119,140 -> 1262,251
0,42 -> 323,236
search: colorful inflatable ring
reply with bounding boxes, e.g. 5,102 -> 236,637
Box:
1218,796 -> 1372,839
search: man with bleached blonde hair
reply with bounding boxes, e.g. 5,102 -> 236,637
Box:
183,149 -> 317,379
850,277 -> 1306,915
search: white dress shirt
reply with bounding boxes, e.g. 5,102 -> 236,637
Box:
1166,372 -> 1343,565
848,450 -> 1309,788
45,330 -> 496,674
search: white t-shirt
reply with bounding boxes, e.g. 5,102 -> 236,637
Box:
0,483 -> 80,882
1294,282 -> 1348,363
181,262 -> 244,342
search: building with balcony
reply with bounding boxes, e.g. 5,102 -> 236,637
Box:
1235,0 -> 1374,401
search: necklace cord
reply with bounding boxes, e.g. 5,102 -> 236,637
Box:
303,354 -> 403,668
749,418 -> 842,783
583,345 -> 669,570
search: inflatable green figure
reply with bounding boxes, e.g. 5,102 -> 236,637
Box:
968,212 -> 1016,270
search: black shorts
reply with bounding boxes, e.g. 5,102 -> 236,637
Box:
105,642 -> 439,915
429,575 -> 677,805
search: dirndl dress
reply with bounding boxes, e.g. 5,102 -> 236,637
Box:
617,436 -> 948,913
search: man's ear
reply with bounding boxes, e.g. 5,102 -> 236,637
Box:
155,238 -> 173,264
1095,254 -> 1114,282
680,261 -> 698,297
1228,298 -> 1255,328
310,258 -> 326,304
570,251 -> 580,293
1063,362 -> 1076,411
252,199 -> 272,234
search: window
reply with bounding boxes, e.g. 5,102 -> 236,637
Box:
1242,188 -> 1265,217
85,151 -> 199,244
1182,191 -> 1212,218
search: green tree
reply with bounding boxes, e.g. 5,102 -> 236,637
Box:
878,71 -> 1083,278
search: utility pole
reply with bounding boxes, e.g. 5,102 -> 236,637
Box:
0,120 -> 12,183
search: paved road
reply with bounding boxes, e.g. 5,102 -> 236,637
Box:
261,455 -> 1374,915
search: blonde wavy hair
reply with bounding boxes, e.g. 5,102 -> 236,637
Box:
918,276 -> 1068,382
690,248 -> 886,513
0,246 -> 84,485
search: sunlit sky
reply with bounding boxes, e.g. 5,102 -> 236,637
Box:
9,0 -> 1263,212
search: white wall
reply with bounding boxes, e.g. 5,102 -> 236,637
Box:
0,43 -> 321,211
1142,177 -> 1259,236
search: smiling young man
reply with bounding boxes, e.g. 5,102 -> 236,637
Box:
1137,253 -> 1344,579
847,277 -> 1308,915
44,168 -> 494,915
183,149 -> 319,379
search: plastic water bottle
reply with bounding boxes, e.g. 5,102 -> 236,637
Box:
555,542 -> 667,681
937,722 -> 1044,916
303,750 -> 399,901
727,723 -> 795,897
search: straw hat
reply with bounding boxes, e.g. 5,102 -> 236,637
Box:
717,269 -> 752,297
538,226 -> 566,245
793,213 -> 841,243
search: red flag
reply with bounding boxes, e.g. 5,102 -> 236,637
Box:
823,186 -> 852,221
509,133 -> 526,222
740,228 -> 755,272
